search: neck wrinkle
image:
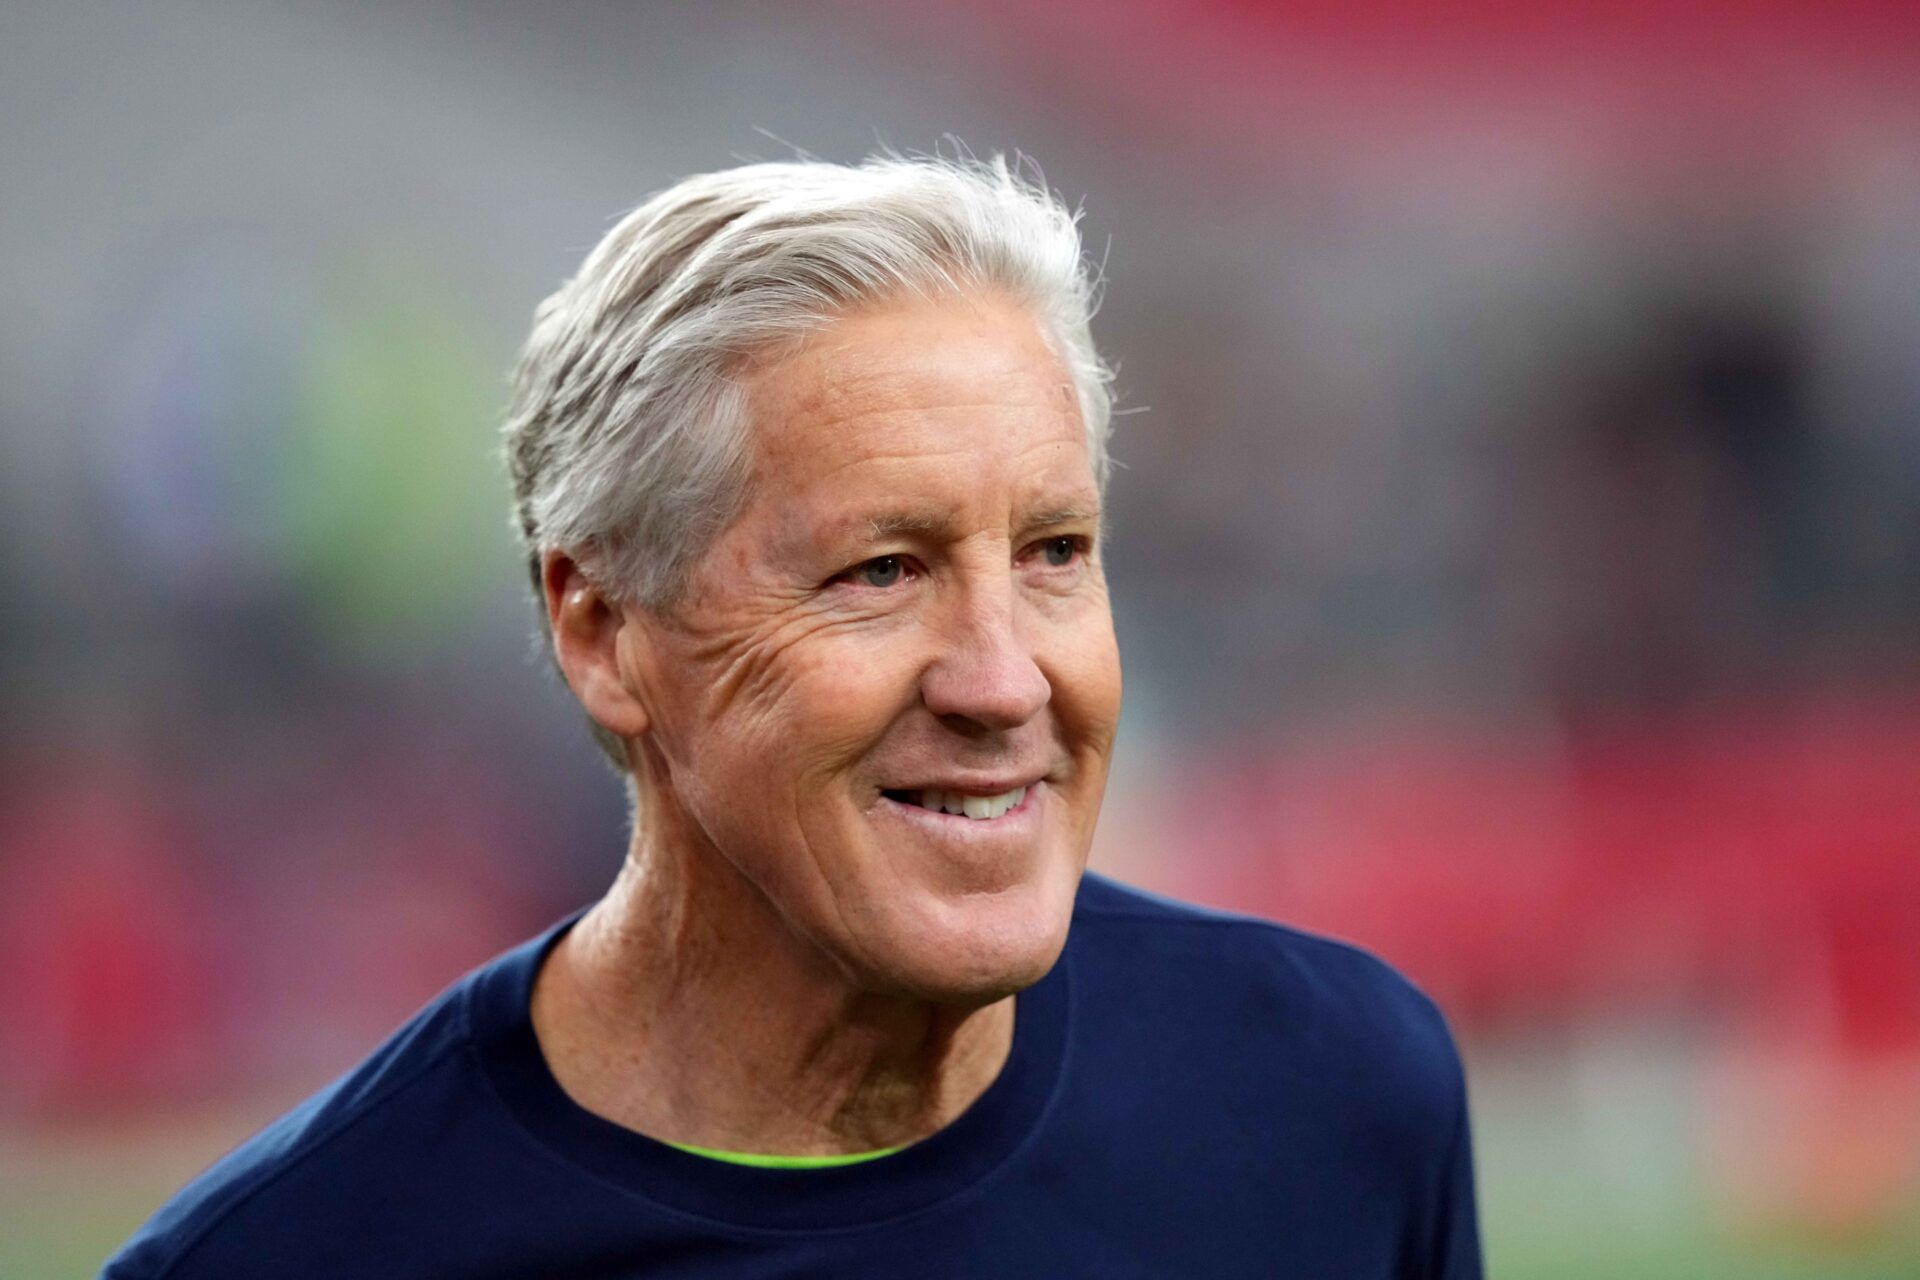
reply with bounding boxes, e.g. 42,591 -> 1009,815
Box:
530,788 -> 1016,1156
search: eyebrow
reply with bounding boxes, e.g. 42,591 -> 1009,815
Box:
1022,504 -> 1103,533
859,502 -> 1102,537
864,508 -> 950,539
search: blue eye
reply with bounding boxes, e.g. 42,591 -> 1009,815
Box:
1041,536 -> 1079,567
855,555 -> 904,588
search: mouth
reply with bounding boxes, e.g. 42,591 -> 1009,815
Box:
879,782 -> 1036,822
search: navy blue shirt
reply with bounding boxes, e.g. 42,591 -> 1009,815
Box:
103,873 -> 1481,1278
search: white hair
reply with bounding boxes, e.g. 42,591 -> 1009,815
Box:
502,154 -> 1113,764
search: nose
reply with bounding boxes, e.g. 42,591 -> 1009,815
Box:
920,580 -> 1052,733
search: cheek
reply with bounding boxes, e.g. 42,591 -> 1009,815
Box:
788,639 -> 925,776
685,621 -> 928,794
1040,603 -> 1123,743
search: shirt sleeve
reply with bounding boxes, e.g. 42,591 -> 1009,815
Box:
1425,1086 -> 1484,1280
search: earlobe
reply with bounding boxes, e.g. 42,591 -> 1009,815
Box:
541,549 -> 653,740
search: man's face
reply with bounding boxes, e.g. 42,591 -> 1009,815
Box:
625,292 -> 1121,1003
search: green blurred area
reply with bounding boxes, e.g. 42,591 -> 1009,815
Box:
1473,1066 -> 1920,1280
281,260 -> 510,656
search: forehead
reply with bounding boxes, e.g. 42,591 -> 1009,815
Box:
737,293 -> 1095,521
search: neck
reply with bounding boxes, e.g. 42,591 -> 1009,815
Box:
530,795 -> 1015,1156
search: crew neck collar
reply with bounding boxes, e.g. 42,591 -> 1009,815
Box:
467,908 -> 1073,1233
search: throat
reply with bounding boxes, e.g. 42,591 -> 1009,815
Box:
531,874 -> 1019,1156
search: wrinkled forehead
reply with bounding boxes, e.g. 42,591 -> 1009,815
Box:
735,296 -> 1096,530
742,294 -> 1081,438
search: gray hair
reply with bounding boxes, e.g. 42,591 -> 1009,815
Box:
502,154 -> 1114,765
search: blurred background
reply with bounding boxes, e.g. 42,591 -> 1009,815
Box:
3,2 -> 1918,1275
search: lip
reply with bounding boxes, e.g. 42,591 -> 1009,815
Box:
879,774 -> 1047,798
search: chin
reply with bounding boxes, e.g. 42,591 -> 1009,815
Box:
845,868 -> 1080,1005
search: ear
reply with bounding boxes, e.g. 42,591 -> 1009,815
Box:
540,548 -> 653,741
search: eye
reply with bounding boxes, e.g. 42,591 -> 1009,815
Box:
848,555 -> 907,588
1036,535 -> 1085,568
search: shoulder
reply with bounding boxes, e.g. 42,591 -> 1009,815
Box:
98,939 -> 518,1280
1073,869 -> 1438,1001
1073,871 -> 1447,1010
1069,872 -> 1465,1114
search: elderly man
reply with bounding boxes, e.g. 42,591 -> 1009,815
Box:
105,157 -> 1481,1278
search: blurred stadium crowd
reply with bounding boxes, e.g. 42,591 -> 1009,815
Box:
2,3 -> 1916,1274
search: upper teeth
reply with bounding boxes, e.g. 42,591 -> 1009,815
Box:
910,787 -> 1027,820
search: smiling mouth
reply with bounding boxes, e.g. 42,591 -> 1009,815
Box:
881,785 -> 1030,821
